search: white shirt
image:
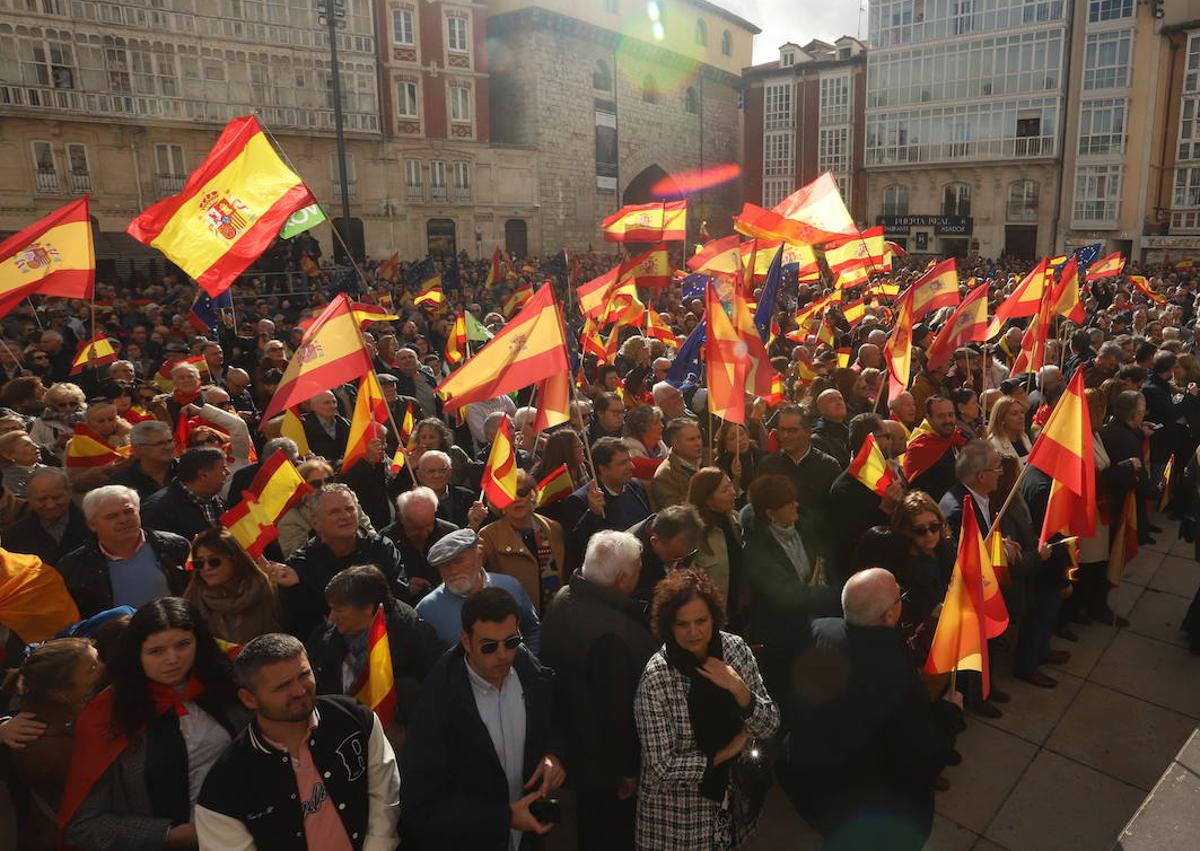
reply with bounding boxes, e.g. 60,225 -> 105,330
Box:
466,660 -> 526,851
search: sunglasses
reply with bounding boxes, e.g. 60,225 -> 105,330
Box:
912,522 -> 944,536
516,486 -> 534,498
479,634 -> 522,655
197,555 -> 224,568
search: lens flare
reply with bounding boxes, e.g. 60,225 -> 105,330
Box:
650,163 -> 741,199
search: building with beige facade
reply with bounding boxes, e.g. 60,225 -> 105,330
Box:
0,0 -> 541,277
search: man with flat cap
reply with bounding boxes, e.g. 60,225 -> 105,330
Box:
415,527 -> 541,656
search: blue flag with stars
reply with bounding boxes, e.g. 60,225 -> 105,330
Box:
187,289 -> 234,334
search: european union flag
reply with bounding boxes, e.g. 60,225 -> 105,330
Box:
753,245 -> 784,344
666,323 -> 705,387
187,289 -> 234,334
1072,242 -> 1102,271
680,272 -> 711,303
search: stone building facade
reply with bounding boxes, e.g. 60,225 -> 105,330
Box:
487,0 -> 758,252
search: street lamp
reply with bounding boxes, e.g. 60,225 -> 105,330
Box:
316,0 -> 353,262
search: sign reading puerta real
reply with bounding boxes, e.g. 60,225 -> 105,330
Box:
877,215 -> 974,237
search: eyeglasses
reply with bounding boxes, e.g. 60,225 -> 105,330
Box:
479,633 -> 522,655
889,589 -> 911,610
911,522 -> 943,536
666,549 -> 699,570
516,486 -> 534,498
307,478 -> 328,489
197,555 -> 224,568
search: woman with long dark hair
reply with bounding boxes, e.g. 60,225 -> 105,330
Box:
634,570 -> 779,850
686,468 -> 745,621
890,491 -> 956,665
59,598 -> 244,851
183,528 -> 282,645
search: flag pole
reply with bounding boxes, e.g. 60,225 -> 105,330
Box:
986,461 -> 1031,537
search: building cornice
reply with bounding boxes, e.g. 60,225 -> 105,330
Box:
743,54 -> 866,80
487,7 -> 744,88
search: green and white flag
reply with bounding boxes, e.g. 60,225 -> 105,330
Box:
279,203 -> 327,239
465,311 -> 493,342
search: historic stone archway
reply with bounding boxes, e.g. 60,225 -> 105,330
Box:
622,164 -> 679,206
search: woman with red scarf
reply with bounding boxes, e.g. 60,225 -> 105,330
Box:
59,597 -> 245,851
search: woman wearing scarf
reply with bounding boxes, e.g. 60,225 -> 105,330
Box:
59,597 -> 244,851
183,529 -> 284,646
634,570 -> 779,851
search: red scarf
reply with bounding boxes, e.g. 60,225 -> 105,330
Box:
58,673 -> 207,831
902,429 -> 968,483
172,388 -> 201,407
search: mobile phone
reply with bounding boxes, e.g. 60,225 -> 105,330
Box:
529,798 -> 561,824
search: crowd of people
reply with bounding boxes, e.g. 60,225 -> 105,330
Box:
0,241 -> 1198,851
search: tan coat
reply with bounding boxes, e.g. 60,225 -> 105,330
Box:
650,451 -> 696,512
478,513 -> 565,612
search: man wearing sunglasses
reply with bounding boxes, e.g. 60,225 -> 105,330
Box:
403,587 -> 565,849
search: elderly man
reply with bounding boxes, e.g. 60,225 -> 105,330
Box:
140,445 -> 229,540
650,417 -> 703,511
223,366 -> 257,414
754,403 -> 841,517
540,530 -> 657,851
0,467 -> 88,564
888,391 -> 918,432
811,389 -> 851,466
903,396 -> 966,502
414,528 -> 540,653
38,328 -> 73,380
465,394 -> 517,448
651,381 -> 691,421
780,568 -> 963,850
301,389 -> 351,464
64,398 -> 130,494
164,360 -> 203,426
381,486 -> 458,598
395,347 -> 439,418
561,437 -> 651,568
417,449 -> 485,529
283,483 -> 408,637
938,439 -> 1006,540
56,484 -> 191,616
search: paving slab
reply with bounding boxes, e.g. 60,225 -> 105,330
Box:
978,668 -> 1083,746
1045,682 -> 1198,791
970,840 -> 1010,851
936,721 -> 1037,834
1110,580 -> 1144,618
744,783 -> 821,851
982,750 -> 1144,851
1091,629 -> 1200,720
1115,730 -> 1200,851
1042,618 -> 1117,679
925,813 -> 978,851
1123,546 -> 1166,583
1148,555 -> 1200,599
1127,587 -> 1192,648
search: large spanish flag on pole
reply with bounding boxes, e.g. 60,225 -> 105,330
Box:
987,259 -> 1051,338
436,284 -> 569,413
908,258 -> 960,320
1049,256 -> 1086,323
354,607 -> 397,724
127,115 -> 316,297
342,372 -> 389,471
924,283 -> 989,371
0,197 -> 94,319
261,294 -> 374,422
481,417 -> 521,509
602,201 -> 686,242
884,286 -> 916,401
705,281 -> 748,424
848,433 -> 899,496
734,173 -> 858,246
1028,368 -> 1096,545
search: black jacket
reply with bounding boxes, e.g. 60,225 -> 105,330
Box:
141,480 -> 221,541
307,604 -> 443,727
282,532 -> 409,638
908,445 -> 958,503
432,484 -> 478,530
109,460 -> 175,501
539,572 -> 658,792
223,460 -> 261,511
827,470 -> 890,588
402,645 -> 564,851
742,523 -> 840,654
938,482 -> 990,542
302,412 -> 352,464
378,518 -> 458,587
560,479 -> 652,569
1142,374 -> 1200,462
0,503 -> 88,566
811,418 -> 851,467
339,459 -> 406,530
55,529 -> 191,617
195,696 -> 394,851
754,447 -> 841,517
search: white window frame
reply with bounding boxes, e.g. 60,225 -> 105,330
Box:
453,161 -> 470,200
154,142 -> 184,177
1087,0 -> 1133,23
431,160 -> 447,201
405,158 -> 423,199
392,8 -> 415,46
1083,29 -> 1132,91
882,184 -> 909,217
1007,179 -> 1039,220
764,80 -> 792,131
819,73 -> 851,125
1186,32 -> 1200,94
449,84 -> 471,122
762,131 -> 793,178
1073,164 -> 1122,224
1174,165 -> 1200,209
1078,97 -> 1126,157
762,179 -> 791,210
818,126 -> 849,176
447,15 -> 469,54
397,80 -> 418,118
31,140 -> 59,193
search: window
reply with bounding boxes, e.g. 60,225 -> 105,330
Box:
684,86 -> 699,114
818,127 -> 849,176
1073,164 -> 1122,222
20,36 -> 75,89
764,81 -> 792,130
405,159 -> 423,200
593,60 -> 612,93
882,184 -> 909,217
392,8 -> 414,45
820,74 -> 850,125
1180,96 -> 1200,160
604,0 -> 618,12
447,16 -> 469,53
943,183 -> 971,217
722,30 -> 732,57
695,19 -> 707,47
397,81 -> 418,118
31,141 -> 58,193
1186,34 -> 1200,93
155,143 -> 185,195
1023,0 -> 1064,24
65,142 -> 90,193
1007,180 -> 1039,220
1078,98 -> 1126,156
762,179 -> 790,209
453,162 -> 471,200
450,84 -> 471,122
1174,166 -> 1200,208
642,75 -> 658,104
781,51 -> 795,67
330,152 -> 356,199
763,132 -> 793,177
1083,29 -> 1132,91
431,160 -> 447,203
1088,0 -> 1133,22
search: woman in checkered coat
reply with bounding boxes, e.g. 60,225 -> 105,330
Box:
634,569 -> 780,851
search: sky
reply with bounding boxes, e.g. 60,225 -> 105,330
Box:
717,0 -> 867,65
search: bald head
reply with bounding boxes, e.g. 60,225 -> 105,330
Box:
842,568 -> 902,627
816,389 -> 847,423
310,390 -> 338,419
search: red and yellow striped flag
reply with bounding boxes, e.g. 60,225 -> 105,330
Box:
1129,275 -> 1167,305
1086,252 -> 1125,281
69,335 -> 118,375
1050,257 -> 1085,323
1107,490 -> 1139,583
705,281 -> 748,424
645,308 -> 679,348
300,252 -> 320,278
1160,453 -> 1176,511
280,407 -> 310,456
127,115 -> 316,297
354,606 -> 397,723
414,274 -> 444,309
0,197 -> 94,319
532,370 -> 571,434
535,463 -> 574,508
220,451 -> 313,557
503,281 -> 533,317
884,287 -> 916,401
847,433 -> 898,496
0,549 -> 80,644
481,417 -> 520,509
602,200 -> 686,242
1029,368 -> 1096,544
65,424 -> 131,469
342,372 -> 389,471
909,258 -> 960,319
988,259 -> 1051,338
445,311 -> 468,366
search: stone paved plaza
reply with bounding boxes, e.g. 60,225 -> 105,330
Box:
750,516 -> 1200,851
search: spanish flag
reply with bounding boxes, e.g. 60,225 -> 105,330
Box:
884,286 -> 916,400
1086,251 -> 1125,281
349,302 -> 400,326
69,335 -> 118,375
1106,490 -> 1139,585
503,281 -> 533,317
824,225 -> 886,275
65,424 -> 131,469
1159,453 -> 1175,512
1010,288 -> 1054,378
0,197 -> 94,319
848,433 -> 897,496
619,243 -> 672,288
1028,368 -> 1096,544
688,235 -> 742,277
299,252 -> 320,278
535,463 -> 574,508
376,252 -> 399,282
909,258 -> 960,319
987,259 -> 1051,338
925,283 -> 989,371
1050,257 -> 1085,323
645,308 -> 679,348
260,294 -> 373,422
388,446 -> 407,474
220,451 -> 313,557
739,238 -> 781,283
841,299 -> 866,327
414,274 -> 444,309
1129,275 -> 1167,305
484,247 -> 503,289
342,372 -> 389,471
734,173 -> 858,246
532,369 -> 572,434
481,417 -> 520,509
445,311 -> 468,366
601,200 -> 686,242
705,281 -> 748,424
437,284 -> 569,413
127,115 -> 317,297
0,548 -> 80,644
280,407 -> 310,455
354,606 -> 397,723
783,241 -> 822,282
834,265 -> 871,290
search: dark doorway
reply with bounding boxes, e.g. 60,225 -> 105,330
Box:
623,164 -> 677,205
332,217 -> 365,265
426,219 -> 457,257
504,219 -> 528,259
1004,226 -> 1038,260
940,237 -> 969,258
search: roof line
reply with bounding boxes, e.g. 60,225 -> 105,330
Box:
684,0 -> 762,35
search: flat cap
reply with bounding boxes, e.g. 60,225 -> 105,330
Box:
426,528 -> 479,568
